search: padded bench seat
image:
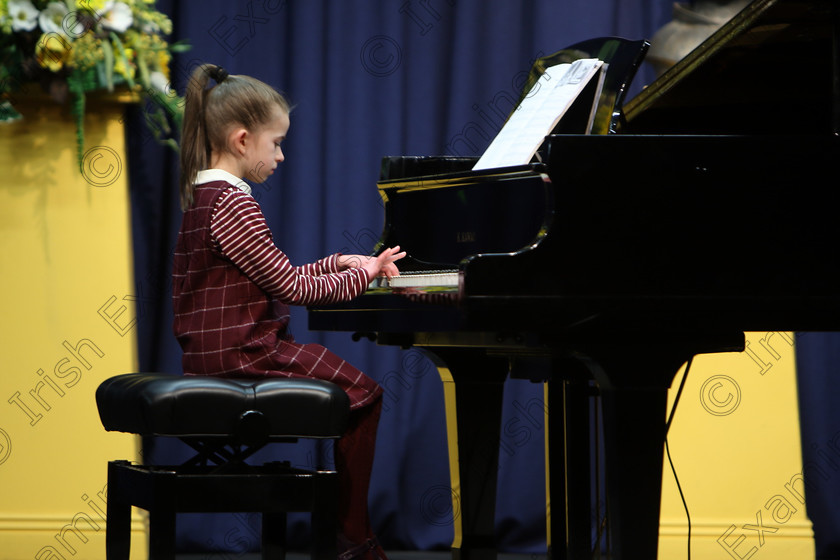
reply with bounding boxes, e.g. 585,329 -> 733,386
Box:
96,373 -> 350,442
95,373 -> 351,560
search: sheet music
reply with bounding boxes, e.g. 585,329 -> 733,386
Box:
473,58 -> 605,170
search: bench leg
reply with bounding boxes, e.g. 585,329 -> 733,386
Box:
310,473 -> 338,560
106,462 -> 132,560
106,498 -> 132,560
148,508 -> 176,560
262,512 -> 287,560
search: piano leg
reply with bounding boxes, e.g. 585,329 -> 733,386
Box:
547,371 -> 593,560
423,348 -> 510,560
568,332 -> 743,560
599,384 -> 669,560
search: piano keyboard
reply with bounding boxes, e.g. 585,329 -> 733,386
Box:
369,269 -> 459,289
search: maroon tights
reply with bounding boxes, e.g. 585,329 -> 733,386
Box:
334,396 -> 387,560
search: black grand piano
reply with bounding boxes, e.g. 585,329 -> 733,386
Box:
309,0 -> 840,558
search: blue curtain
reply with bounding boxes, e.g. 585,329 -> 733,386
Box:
125,0 -> 840,556
796,334 -> 840,560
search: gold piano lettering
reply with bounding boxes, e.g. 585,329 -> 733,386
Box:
456,231 -> 476,243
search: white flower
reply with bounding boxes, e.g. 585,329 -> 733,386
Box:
8,0 -> 39,32
149,71 -> 172,94
38,2 -> 84,37
99,1 -> 133,33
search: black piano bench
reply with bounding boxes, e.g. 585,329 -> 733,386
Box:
95,373 -> 351,560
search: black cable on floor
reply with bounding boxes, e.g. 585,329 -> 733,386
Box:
664,356 -> 694,560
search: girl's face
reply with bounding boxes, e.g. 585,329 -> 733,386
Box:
243,108 -> 290,184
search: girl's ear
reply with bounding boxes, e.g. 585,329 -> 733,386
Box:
229,128 -> 249,155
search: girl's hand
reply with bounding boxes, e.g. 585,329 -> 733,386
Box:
339,246 -> 406,280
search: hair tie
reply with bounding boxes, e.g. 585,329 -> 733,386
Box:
210,66 -> 229,83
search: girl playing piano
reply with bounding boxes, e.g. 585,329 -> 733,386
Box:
173,63 -> 403,560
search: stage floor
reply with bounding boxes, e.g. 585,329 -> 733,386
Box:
178,554 -> 543,560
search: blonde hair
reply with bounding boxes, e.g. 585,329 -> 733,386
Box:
179,64 -> 291,210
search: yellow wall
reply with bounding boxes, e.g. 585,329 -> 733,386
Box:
659,332 -> 814,559
0,96 -> 146,559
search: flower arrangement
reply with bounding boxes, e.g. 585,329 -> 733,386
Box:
0,0 -> 188,165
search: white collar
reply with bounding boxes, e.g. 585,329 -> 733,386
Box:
194,169 -> 252,196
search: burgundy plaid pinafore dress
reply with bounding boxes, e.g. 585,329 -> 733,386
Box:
172,179 -> 382,410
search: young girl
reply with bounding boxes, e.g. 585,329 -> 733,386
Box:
172,63 -> 403,560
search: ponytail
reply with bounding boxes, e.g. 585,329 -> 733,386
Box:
178,63 -> 291,210
179,64 -> 216,211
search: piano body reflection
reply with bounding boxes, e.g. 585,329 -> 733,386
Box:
309,1 -> 840,559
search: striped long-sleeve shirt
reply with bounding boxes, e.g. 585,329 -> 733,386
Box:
210,184 -> 370,305
171,171 -> 381,409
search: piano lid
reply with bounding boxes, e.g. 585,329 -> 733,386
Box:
622,0 -> 840,135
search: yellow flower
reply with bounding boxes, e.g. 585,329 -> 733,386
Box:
66,31 -> 105,71
113,45 -> 135,80
76,0 -> 107,12
156,49 -> 170,79
35,32 -> 72,72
